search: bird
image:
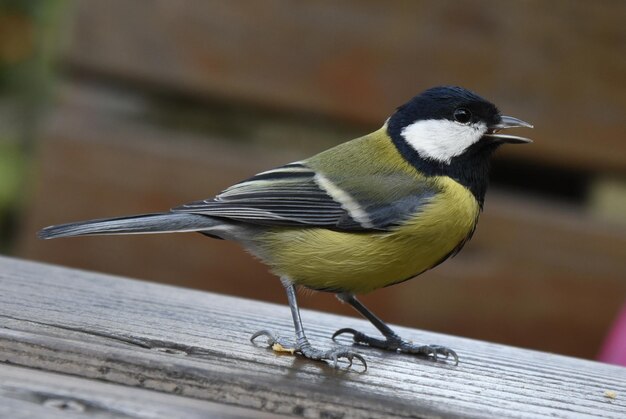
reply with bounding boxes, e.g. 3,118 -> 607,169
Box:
39,86 -> 533,371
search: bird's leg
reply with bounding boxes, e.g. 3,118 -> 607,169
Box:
332,293 -> 458,365
250,280 -> 366,370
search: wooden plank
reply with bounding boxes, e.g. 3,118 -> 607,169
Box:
62,0 -> 626,172
1,256 -> 625,418
0,364 -> 281,419
17,83 -> 626,360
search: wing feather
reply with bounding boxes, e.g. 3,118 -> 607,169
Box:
172,161 -> 439,231
172,164 -> 357,227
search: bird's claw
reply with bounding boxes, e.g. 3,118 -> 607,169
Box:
250,330 -> 297,353
332,328 -> 459,366
250,329 -> 367,371
406,344 -> 459,365
324,348 -> 367,371
250,329 -> 279,346
331,327 -> 364,341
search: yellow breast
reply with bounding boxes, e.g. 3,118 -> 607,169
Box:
255,176 -> 480,294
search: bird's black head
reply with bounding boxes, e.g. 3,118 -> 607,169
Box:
387,86 -> 533,205
389,86 -> 501,137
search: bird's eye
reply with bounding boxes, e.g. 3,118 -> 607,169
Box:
453,108 -> 472,124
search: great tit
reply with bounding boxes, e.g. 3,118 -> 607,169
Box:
39,86 -> 532,371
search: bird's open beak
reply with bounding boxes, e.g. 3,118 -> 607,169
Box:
483,115 -> 533,144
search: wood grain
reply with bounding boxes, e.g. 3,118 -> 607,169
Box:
1,256 -> 625,418
0,364 -> 281,419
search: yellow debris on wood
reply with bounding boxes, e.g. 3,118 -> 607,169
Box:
272,342 -> 296,354
604,390 -> 617,400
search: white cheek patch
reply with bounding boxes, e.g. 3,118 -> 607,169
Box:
401,119 -> 487,163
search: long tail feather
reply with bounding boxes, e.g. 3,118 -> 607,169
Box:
38,213 -> 220,239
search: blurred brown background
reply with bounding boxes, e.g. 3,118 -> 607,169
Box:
1,0 -> 625,361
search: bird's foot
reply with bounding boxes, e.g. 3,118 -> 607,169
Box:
250,329 -> 367,371
332,328 -> 458,365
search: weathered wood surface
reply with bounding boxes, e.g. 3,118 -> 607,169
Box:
0,364 -> 279,419
63,0 -> 626,172
18,83 -> 626,359
1,256 -> 625,418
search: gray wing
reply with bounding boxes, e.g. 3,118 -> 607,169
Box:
171,162 -> 438,231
